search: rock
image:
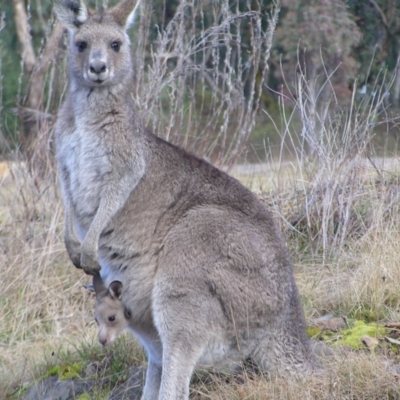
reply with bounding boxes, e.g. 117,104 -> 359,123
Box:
23,376 -> 94,400
310,314 -> 348,332
21,365 -> 145,400
361,335 -> 379,350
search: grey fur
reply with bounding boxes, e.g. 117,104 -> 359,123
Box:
54,0 -> 316,398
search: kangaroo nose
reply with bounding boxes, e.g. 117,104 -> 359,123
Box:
87,59 -> 109,82
99,337 -> 107,346
90,60 -> 107,75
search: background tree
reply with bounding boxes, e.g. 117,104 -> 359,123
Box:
2,0 -> 400,166
347,0 -> 400,105
8,0 -> 63,181
271,0 -> 362,156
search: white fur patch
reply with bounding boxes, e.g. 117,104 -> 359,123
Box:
75,0 -> 88,24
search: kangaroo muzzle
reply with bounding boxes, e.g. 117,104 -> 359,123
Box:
88,58 -> 109,82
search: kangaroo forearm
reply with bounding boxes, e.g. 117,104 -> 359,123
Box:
64,201 -> 82,268
80,169 -> 144,274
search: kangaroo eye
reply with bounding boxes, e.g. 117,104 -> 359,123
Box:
76,41 -> 87,52
111,41 -> 121,52
108,316 -> 116,322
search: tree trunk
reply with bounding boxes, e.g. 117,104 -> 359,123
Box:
21,21 -> 64,173
13,0 -> 64,181
12,0 -> 36,73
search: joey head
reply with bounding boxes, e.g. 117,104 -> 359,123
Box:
86,274 -> 130,347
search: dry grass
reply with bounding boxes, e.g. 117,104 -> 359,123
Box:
0,163 -> 97,396
192,350 -> 400,399
1,152 -> 400,399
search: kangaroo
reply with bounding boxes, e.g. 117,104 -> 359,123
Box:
54,0 -> 316,398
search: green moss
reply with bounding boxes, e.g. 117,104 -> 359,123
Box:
307,320 -> 388,350
76,395 -> 91,400
332,321 -> 387,349
43,362 -> 83,381
306,326 -> 322,338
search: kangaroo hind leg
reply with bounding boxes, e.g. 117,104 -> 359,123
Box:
153,290 -> 216,400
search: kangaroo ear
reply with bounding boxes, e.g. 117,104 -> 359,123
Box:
109,0 -> 142,30
54,0 -> 89,32
109,280 -> 123,300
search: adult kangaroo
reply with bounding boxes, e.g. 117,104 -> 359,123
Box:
54,0 -> 315,398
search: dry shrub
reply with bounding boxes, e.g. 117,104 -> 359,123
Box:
129,0 -> 279,167
264,64 -> 400,261
256,65 -> 400,325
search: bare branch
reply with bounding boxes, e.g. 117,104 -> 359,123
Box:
367,0 -> 390,32
0,11 -> 5,32
12,0 -> 37,73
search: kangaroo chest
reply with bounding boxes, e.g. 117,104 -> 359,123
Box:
60,119 -> 113,228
